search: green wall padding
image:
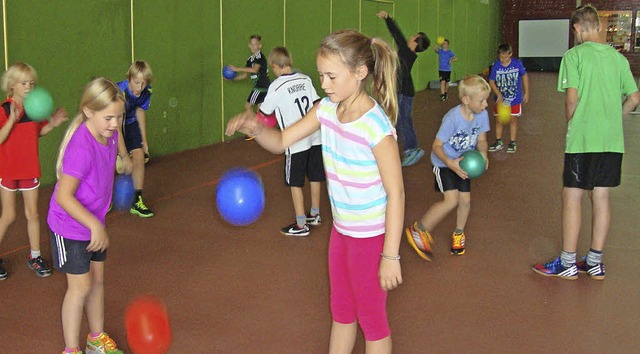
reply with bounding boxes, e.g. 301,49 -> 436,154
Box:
0,0 -> 502,187
5,0 -> 130,186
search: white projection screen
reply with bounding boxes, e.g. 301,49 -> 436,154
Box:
518,19 -> 570,57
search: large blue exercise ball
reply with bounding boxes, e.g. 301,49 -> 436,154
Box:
113,174 -> 135,211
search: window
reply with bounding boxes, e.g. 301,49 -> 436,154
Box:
600,11 -> 632,52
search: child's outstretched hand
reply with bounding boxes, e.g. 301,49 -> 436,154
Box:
376,10 -> 389,19
379,259 -> 402,291
49,107 -> 69,127
87,225 -> 109,252
225,109 -> 263,138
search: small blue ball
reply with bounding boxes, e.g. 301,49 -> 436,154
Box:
216,168 -> 265,226
222,66 -> 237,80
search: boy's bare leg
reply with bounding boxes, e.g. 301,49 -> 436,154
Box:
420,190 -> 459,231
310,181 -> 321,213
130,148 -> 145,190
509,117 -> 518,141
455,192 -> 471,231
589,187 -> 610,251
494,117 -> 504,140
562,187 -> 584,252
290,186 -> 305,217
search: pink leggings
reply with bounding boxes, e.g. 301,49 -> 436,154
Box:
328,226 -> 389,341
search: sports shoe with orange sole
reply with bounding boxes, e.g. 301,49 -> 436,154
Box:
405,223 -> 433,261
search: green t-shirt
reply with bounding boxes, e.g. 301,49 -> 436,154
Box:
557,41 -> 637,153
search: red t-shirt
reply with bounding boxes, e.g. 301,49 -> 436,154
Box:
0,98 -> 48,179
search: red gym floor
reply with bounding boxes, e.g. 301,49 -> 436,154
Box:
1,72 -> 639,353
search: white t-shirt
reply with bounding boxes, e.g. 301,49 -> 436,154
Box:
259,72 -> 321,154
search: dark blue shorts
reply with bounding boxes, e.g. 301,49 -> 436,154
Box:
439,70 -> 451,83
123,120 -> 143,151
563,152 -> 622,189
433,165 -> 471,193
50,230 -> 107,275
284,145 -> 326,187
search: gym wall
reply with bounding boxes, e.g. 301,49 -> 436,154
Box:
1,0 -> 502,186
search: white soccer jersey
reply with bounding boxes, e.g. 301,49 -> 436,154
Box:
259,72 -> 321,155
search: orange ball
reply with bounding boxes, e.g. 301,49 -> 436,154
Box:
125,295 -> 172,354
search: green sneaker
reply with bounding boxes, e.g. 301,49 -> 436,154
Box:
86,332 -> 122,354
130,195 -> 154,218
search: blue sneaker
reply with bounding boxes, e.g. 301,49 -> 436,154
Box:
401,148 -> 425,167
532,257 -> 578,280
577,257 -> 605,280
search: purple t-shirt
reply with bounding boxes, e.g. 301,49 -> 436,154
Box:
431,104 -> 490,168
47,123 -> 117,241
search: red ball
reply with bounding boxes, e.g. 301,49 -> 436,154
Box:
256,111 -> 277,128
125,295 -> 172,354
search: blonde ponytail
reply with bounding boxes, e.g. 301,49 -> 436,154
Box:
54,77 -> 125,179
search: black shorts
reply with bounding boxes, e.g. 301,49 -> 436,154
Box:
123,120 -> 143,151
50,230 -> 107,275
563,152 -> 622,189
439,71 -> 451,83
247,90 -> 267,105
285,145 -> 326,187
433,165 -> 470,193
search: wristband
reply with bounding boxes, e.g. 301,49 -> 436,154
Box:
380,253 -> 401,261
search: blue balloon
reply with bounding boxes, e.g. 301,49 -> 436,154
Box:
113,174 -> 135,211
222,65 -> 237,80
216,168 -> 265,226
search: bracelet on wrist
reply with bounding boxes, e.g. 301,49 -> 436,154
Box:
380,253 -> 401,261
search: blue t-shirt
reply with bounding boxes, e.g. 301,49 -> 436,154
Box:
431,105 -> 490,168
489,58 -> 527,105
117,80 -> 152,125
438,49 -> 455,71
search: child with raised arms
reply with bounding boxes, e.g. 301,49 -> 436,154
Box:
48,78 -> 125,354
227,30 -> 404,354
0,62 -> 67,280
406,75 -> 490,260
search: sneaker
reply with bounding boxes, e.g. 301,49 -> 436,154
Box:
405,223 -> 433,261
130,195 -> 154,218
506,141 -> 517,153
440,94 -> 446,102
62,350 -> 83,354
144,152 -> 150,164
0,259 -> 7,280
280,222 -> 310,236
244,135 -> 254,141
451,232 -> 466,255
401,148 -> 425,167
86,332 -> 123,354
531,257 -> 578,280
28,256 -> 52,278
488,140 -> 504,152
306,213 -> 321,226
577,257 -> 605,280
